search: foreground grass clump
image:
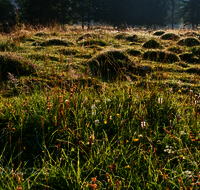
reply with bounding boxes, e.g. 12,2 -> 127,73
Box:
78,39 -> 107,46
177,37 -> 200,47
160,33 -> 180,41
143,50 -> 179,62
115,33 -> 138,42
33,38 -> 74,46
0,53 -> 37,79
1,25 -> 200,190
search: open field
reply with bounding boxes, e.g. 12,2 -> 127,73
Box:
0,25 -> 200,189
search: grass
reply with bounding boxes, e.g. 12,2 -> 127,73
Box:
0,25 -> 200,189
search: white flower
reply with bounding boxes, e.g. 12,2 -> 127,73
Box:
141,121 -> 146,129
95,120 -> 99,125
138,134 -> 143,138
91,104 -> 96,115
158,98 -> 163,104
180,131 -> 186,135
65,100 -> 69,103
107,98 -> 111,102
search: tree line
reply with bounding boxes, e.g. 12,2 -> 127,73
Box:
0,0 -> 200,30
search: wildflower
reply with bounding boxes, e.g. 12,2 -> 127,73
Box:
138,134 -> 143,138
91,104 -> 96,115
126,140 -> 129,143
158,98 -> 163,104
195,100 -> 198,104
23,147 -> 25,150
126,165 -> 130,169
107,98 -> 111,102
116,113 -> 120,117
192,84 -> 195,87
95,120 -> 99,125
178,90 -> 181,93
104,120 -> 107,124
133,139 -> 139,142
42,151 -> 44,153
12,127 -> 15,130
141,121 -> 146,129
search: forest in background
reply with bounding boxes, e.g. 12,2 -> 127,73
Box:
0,0 -> 200,30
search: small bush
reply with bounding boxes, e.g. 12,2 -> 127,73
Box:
153,30 -> 165,36
177,37 -> 200,47
126,48 -> 142,56
143,50 -> 179,63
160,33 -> 180,41
142,39 -> 163,49
0,53 -> 37,80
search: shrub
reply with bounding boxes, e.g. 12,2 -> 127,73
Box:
0,53 -> 37,80
143,50 -> 179,63
142,39 -> 163,49
177,37 -> 200,47
153,30 -> 165,36
160,33 -> 180,41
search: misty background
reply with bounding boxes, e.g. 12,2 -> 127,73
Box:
0,0 -> 200,30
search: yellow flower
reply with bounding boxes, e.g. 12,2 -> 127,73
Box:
42,151 -> 44,153
192,84 -> 195,87
178,90 -> 181,93
126,165 -> 130,169
104,121 -> 107,124
133,139 -> 139,142
12,127 -> 15,130
116,114 -> 120,117
126,140 -> 129,143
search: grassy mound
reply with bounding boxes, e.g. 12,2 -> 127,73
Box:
184,31 -> 199,36
58,48 -> 79,55
177,37 -> 200,47
142,39 -> 163,49
0,53 -> 37,80
88,50 -> 131,79
77,33 -> 98,41
143,50 -> 179,63
32,39 -> 73,46
160,33 -> 180,41
193,47 -> 200,57
115,33 -> 138,42
179,53 -> 193,61
126,34 -> 138,42
126,48 -> 142,56
78,39 -> 107,46
153,30 -> 165,36
34,32 -> 49,37
167,46 -> 183,54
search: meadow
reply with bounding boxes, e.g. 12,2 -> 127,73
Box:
0,23 -> 200,189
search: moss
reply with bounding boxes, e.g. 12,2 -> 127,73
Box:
58,48 -> 79,55
0,53 -> 37,80
143,50 -> 179,63
78,39 -> 107,46
142,39 -> 163,49
160,33 -> 180,41
126,48 -> 142,56
153,30 -> 165,36
177,37 -> 200,47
